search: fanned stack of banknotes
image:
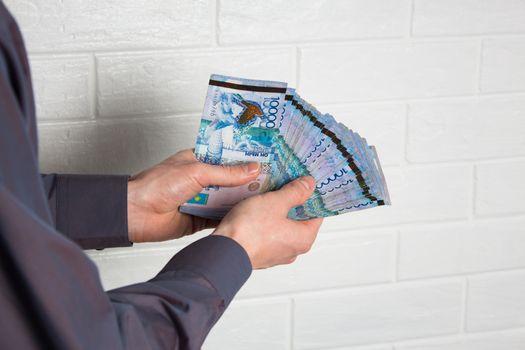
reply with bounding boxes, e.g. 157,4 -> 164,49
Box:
180,74 -> 390,220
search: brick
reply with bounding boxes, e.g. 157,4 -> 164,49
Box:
30,55 -> 91,120
399,217 -> 525,279
87,231 -> 210,290
319,346 -> 392,350
5,0 -> 213,52
396,329 -> 525,350
293,281 -> 463,348
481,38 -> 525,93
413,0 -> 525,36
38,116 -> 200,175
237,230 -> 395,298
467,271 -> 525,332
317,103 -> 406,166
218,0 -> 410,44
96,48 -> 295,117
476,160 -> 525,216
299,41 -> 478,104
203,299 -> 289,350
321,165 -> 471,232
407,97 -> 525,162
88,248 -> 181,290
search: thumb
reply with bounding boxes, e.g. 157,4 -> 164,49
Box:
194,162 -> 260,187
275,176 -> 316,208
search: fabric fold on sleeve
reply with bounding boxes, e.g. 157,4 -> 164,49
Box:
155,235 -> 252,306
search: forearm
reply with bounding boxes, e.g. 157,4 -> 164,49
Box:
41,174 -> 131,249
108,235 -> 252,349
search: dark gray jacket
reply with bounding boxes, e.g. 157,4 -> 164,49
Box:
0,4 -> 251,349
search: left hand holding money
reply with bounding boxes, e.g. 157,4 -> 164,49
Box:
127,149 -> 260,243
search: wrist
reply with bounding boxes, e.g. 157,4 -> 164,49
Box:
127,179 -> 144,243
212,225 -> 253,266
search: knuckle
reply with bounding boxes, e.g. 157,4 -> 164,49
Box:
285,256 -> 297,264
288,181 -> 305,200
189,163 -> 207,185
299,241 -> 312,254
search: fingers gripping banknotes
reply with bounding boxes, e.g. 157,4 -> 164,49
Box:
180,75 -> 287,219
179,74 -> 391,220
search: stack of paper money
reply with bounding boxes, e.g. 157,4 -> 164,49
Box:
179,74 -> 390,220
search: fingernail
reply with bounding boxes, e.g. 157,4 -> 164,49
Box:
299,177 -> 312,190
246,162 -> 260,175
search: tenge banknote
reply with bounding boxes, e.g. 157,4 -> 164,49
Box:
179,74 -> 390,220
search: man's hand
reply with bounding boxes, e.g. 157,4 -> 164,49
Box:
127,149 -> 260,243
213,176 -> 323,269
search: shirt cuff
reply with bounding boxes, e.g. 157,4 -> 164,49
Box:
157,235 -> 252,306
55,174 -> 132,249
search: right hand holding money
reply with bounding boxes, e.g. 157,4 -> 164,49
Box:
213,176 -> 323,269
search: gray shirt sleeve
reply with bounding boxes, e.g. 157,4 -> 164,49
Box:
0,3 -> 253,348
41,173 -> 132,249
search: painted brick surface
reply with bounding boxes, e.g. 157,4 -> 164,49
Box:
96,48 -> 295,117
476,160 -> 525,216
413,0 -> 525,36
5,0 -> 525,349
407,97 -> 525,162
237,230 -> 396,297
294,281 -> 463,348
38,116 -> 200,175
317,103 -> 406,166
396,329 -> 525,350
203,299 -> 290,350
466,271 -> 525,332
322,165 -> 471,232
5,0 -> 213,52
399,217 -> 525,279
218,0 -> 410,44
30,55 -> 92,120
481,38 -> 525,93
299,41 -> 478,104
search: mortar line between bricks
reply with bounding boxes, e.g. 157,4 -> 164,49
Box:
473,210 -> 525,220
310,90 -> 525,108
393,230 -> 401,283
211,0 -> 219,47
295,324 -> 525,350
37,112 -> 201,126
26,42 -> 305,57
36,89 -> 525,127
90,53 -> 98,119
471,165 -> 478,218
203,33 -> 525,50
393,155 -> 525,167
216,324 -> 525,350
32,88 -> 525,123
25,32 -> 525,57
324,212 -> 525,235
402,103 -> 410,165
476,39 -> 484,94
238,276 -> 463,301
321,91 -> 525,106
460,278 -> 468,333
236,266 -> 525,302
467,165 -> 475,221
406,0 -> 415,38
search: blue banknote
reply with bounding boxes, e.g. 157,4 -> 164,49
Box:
180,74 -> 390,220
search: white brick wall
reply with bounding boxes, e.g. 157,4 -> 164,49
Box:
6,0 -> 525,348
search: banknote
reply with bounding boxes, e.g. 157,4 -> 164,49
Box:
179,74 -> 390,220
179,74 -> 287,218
